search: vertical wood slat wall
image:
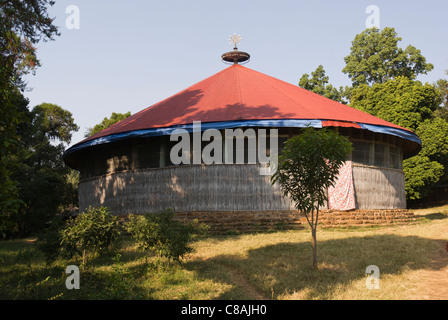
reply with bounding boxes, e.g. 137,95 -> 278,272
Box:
78,162 -> 406,215
79,164 -> 297,214
352,164 -> 406,209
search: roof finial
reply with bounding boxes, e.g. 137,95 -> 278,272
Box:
221,33 -> 250,65
229,33 -> 242,50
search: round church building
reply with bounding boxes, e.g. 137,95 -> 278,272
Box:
63,45 -> 421,231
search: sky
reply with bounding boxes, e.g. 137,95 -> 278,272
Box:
23,0 -> 448,147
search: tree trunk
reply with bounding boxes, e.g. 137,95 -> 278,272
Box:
311,227 -> 317,269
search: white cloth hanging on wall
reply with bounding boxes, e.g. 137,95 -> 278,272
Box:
328,161 -> 356,211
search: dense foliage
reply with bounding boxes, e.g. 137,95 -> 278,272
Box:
403,117 -> 448,199
85,111 -> 131,137
349,76 -> 440,132
298,65 -> 344,103
126,209 -> 208,263
60,206 -> 121,267
350,78 -> 448,200
36,206 -> 209,269
299,27 -> 448,202
342,27 -> 434,86
2,101 -> 79,238
0,1 -> 67,238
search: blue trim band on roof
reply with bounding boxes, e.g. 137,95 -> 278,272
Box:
63,119 -> 420,157
64,119 -> 322,156
358,123 -> 422,145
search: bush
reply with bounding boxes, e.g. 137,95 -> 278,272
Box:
60,206 -> 121,267
37,215 -> 65,267
125,208 -> 208,264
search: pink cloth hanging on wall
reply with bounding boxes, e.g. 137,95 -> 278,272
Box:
328,161 -> 356,211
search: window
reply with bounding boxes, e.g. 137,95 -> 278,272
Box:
135,139 -> 160,169
388,145 -> 402,169
352,141 -> 371,165
351,138 -> 402,170
107,155 -> 130,174
373,143 -> 387,167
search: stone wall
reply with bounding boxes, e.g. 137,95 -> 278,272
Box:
316,209 -> 418,228
171,209 -> 418,234
174,210 -> 303,234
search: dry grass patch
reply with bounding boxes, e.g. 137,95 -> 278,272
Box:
186,210 -> 448,300
1,204 -> 447,300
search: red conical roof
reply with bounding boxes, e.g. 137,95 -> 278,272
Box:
82,64 -> 412,144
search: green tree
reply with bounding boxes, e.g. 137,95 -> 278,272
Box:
403,117 -> 448,200
343,27 -> 433,87
307,27 -> 444,202
350,76 -> 440,132
10,103 -> 79,237
85,111 -> 131,137
0,0 -> 59,230
0,0 -> 59,86
126,209 -> 208,264
416,117 -> 448,172
344,28 -> 448,202
0,90 -> 28,237
271,127 -> 352,268
403,156 -> 444,200
60,206 -> 121,267
299,65 -> 344,103
32,103 -> 79,144
434,71 -> 448,120
349,76 -> 446,200
37,214 -> 65,266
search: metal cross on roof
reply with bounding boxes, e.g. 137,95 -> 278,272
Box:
229,33 -> 242,49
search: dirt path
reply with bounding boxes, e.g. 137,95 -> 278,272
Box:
209,259 -> 268,300
226,230 -> 448,300
408,237 -> 448,300
227,267 -> 268,300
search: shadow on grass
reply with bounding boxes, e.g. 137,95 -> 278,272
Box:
421,213 -> 448,220
185,234 -> 447,300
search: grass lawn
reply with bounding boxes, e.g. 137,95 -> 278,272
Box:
1,204 -> 447,300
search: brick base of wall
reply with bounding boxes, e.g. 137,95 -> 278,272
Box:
172,209 -> 418,234
174,210 -> 303,234
316,209 -> 418,228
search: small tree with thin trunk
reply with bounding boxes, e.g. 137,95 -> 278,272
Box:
60,206 -> 121,268
271,127 -> 352,269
